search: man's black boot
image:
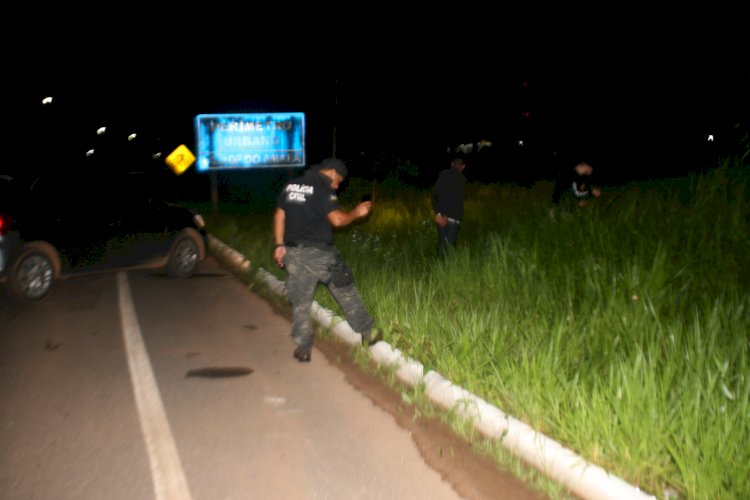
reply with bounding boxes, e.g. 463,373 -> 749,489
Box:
361,329 -> 383,347
293,346 -> 311,362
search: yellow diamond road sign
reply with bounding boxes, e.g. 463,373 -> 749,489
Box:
166,144 -> 196,175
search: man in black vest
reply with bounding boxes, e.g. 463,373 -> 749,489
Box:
273,158 -> 381,362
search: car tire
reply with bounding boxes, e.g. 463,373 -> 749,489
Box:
166,228 -> 205,278
7,242 -> 61,302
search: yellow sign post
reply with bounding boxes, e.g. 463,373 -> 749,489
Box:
165,144 -> 196,175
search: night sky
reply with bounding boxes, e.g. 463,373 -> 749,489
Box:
7,42 -> 748,188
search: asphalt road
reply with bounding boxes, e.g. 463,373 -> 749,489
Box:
0,257 -> 551,500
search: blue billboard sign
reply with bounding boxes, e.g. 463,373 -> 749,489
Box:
195,112 -> 305,171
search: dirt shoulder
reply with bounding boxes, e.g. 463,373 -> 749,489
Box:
315,335 -> 553,500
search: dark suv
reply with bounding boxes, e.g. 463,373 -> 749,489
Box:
0,171 -> 207,303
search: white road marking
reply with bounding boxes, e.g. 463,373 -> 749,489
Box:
117,272 -> 193,500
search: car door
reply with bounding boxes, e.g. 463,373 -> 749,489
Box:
20,173 -> 113,273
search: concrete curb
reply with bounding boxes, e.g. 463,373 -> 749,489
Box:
208,235 -> 656,500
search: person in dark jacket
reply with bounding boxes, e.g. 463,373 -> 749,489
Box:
549,161 -> 602,220
431,157 -> 467,257
273,158 -> 381,362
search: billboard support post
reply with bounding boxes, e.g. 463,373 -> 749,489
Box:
210,171 -> 219,217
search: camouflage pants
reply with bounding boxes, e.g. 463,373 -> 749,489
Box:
283,245 -> 374,350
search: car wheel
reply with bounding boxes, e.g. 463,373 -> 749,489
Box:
166,228 -> 204,278
8,242 -> 60,302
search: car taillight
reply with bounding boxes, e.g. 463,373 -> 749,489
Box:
0,213 -> 9,236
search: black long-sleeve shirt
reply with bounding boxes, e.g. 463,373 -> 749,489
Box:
432,167 -> 466,220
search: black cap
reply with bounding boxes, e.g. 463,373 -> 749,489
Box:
316,158 -> 348,178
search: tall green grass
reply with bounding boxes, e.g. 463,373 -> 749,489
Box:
200,160 -> 749,499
